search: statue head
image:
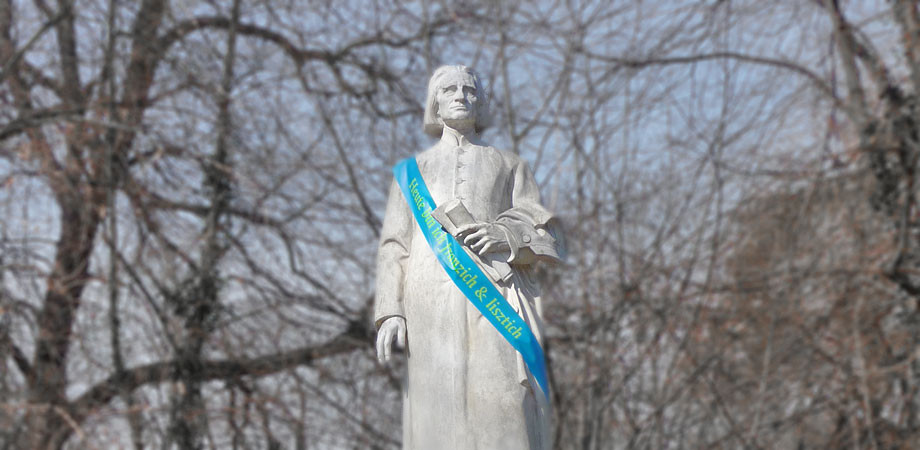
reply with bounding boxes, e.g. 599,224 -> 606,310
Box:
423,65 -> 491,137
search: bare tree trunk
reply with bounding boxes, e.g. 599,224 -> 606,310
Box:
165,1 -> 240,448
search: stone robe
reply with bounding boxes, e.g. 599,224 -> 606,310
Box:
374,129 -> 561,450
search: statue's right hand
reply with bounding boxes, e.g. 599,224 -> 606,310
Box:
376,316 -> 407,364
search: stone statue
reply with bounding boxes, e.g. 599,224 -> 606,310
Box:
374,65 -> 562,450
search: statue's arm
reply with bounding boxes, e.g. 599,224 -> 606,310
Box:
374,179 -> 412,362
374,179 -> 412,329
496,160 -> 564,266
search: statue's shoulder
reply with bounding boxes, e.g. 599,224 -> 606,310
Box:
476,145 -> 531,173
485,145 -> 523,164
416,143 -> 443,160
413,144 -> 443,170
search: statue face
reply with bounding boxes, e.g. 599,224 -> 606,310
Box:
435,71 -> 479,125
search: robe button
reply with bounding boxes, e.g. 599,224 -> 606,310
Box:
522,234 -> 531,243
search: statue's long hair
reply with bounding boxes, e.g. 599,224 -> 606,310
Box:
422,65 -> 492,137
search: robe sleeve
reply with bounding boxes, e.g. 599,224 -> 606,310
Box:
373,179 -> 413,328
496,159 -> 564,266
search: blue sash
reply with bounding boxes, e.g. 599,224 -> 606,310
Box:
393,157 -> 549,400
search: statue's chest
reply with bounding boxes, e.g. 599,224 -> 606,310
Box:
419,147 -> 511,218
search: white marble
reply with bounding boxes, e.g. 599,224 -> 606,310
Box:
374,65 -> 562,450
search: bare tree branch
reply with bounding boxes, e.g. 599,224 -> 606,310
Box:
581,49 -> 843,113
0,322 -> 32,380
70,328 -> 368,431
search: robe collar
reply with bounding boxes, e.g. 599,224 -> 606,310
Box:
440,125 -> 484,148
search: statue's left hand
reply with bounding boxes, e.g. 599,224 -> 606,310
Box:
456,222 -> 510,255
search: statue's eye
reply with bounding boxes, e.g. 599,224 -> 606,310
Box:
442,86 -> 457,94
